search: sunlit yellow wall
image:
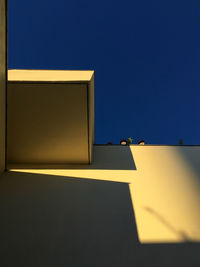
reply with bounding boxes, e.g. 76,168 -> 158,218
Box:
10,145 -> 200,243
0,0 -> 6,173
129,146 -> 200,243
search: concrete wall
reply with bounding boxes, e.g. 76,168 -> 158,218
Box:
8,145 -> 200,244
7,145 -> 200,246
0,0 -> 6,173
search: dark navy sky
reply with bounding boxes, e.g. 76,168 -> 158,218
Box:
8,0 -> 200,145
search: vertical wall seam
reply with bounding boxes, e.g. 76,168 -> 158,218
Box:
86,84 -> 90,164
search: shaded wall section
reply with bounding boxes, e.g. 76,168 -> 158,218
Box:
0,171 -> 138,267
0,0 -> 6,173
7,83 -> 88,164
8,145 -> 136,170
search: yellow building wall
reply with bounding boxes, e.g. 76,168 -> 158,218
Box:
0,0 -> 6,173
7,70 -> 95,165
10,145 -> 200,244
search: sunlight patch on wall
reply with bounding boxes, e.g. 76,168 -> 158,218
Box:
129,146 -> 200,243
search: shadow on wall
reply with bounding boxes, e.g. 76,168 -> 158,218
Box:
0,171 -> 138,267
144,207 -> 190,242
0,171 -> 199,267
90,145 -> 136,170
7,145 -> 137,170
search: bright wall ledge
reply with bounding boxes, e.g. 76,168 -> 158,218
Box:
8,69 -> 94,82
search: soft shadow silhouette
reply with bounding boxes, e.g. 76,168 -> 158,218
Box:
7,145 -> 136,170
144,207 -> 190,242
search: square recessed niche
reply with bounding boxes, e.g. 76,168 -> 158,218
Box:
7,70 -> 94,165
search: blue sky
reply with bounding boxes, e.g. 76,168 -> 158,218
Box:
8,0 -> 200,145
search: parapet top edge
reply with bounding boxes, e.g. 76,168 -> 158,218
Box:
8,69 -> 94,82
